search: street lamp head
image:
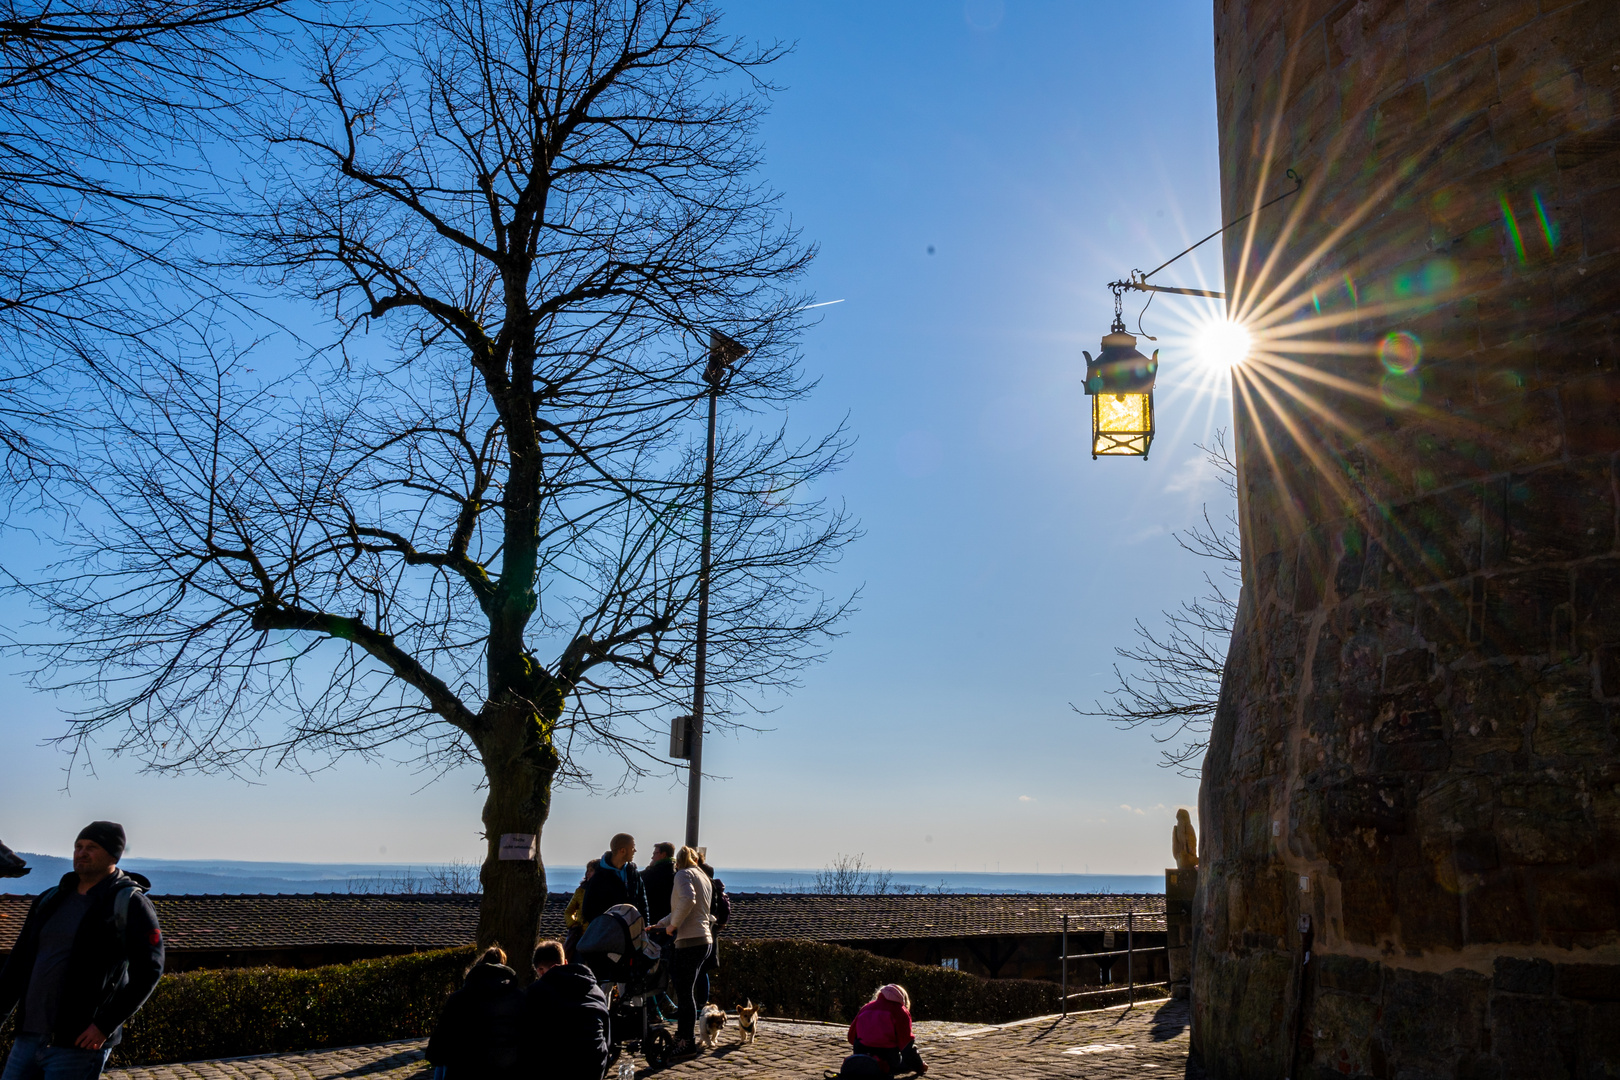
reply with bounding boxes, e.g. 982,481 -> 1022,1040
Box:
1083,328 -> 1158,395
1083,324 -> 1158,459
706,330 -> 748,386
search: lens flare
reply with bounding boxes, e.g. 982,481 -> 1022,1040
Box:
1378,330 -> 1422,374
1198,319 -> 1253,369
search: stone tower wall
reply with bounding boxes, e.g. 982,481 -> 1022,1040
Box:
1198,1 -> 1620,1076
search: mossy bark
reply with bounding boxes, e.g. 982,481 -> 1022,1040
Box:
473,697 -> 560,981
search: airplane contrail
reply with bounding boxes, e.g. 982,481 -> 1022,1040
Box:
792,298 -> 846,312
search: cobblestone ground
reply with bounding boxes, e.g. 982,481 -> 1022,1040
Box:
106,998 -> 1201,1080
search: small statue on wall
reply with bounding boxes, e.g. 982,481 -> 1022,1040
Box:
1173,808 -> 1198,870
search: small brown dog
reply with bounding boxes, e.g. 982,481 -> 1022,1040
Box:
737,1000 -> 759,1045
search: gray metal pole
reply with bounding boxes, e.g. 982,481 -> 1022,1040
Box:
1061,914 -> 1069,1017
1127,911 -> 1135,1004
683,377 -> 720,850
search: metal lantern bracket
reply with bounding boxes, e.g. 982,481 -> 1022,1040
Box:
1107,168 -> 1303,304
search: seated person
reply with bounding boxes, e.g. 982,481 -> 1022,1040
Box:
525,939 -> 610,1080
847,984 -> 927,1076
427,946 -> 525,1080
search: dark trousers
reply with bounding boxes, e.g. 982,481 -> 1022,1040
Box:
671,942 -> 712,1042
854,1041 -> 925,1076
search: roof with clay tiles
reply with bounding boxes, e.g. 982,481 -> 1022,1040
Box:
0,891 -> 1163,953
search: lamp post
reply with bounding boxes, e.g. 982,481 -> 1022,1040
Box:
685,329 -> 748,850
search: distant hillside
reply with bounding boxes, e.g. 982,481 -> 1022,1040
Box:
13,852 -> 69,881
12,853 -> 421,895
5,855 -> 1165,897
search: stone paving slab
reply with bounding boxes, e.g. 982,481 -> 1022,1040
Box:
106,998 -> 1200,1080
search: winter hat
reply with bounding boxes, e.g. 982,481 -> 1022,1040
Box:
877,984 -> 907,1005
76,821 -> 126,861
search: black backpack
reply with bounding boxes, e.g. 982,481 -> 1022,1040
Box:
710,877 -> 731,931
37,876 -> 147,943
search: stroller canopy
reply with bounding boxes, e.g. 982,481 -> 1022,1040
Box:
577,903 -> 650,979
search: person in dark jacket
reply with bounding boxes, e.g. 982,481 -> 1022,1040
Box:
426,946 -> 526,1080
0,822 -> 164,1080
524,940 -> 609,1080
639,842 -> 676,926
579,833 -> 648,924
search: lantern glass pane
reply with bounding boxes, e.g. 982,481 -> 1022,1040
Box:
1092,392 -> 1154,457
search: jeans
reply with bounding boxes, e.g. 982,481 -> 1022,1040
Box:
853,1040 -> 926,1076
670,942 -> 712,1043
1,1036 -> 112,1080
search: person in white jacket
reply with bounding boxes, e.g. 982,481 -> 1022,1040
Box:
653,845 -> 712,1056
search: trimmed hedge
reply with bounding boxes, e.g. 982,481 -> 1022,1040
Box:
710,939 -> 1061,1025
1,939 -> 1059,1068
113,946 -> 477,1065
2,946 -> 476,1068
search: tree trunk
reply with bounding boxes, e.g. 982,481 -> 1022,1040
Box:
474,701 -> 560,982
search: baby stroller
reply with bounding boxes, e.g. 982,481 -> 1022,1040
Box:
577,904 -> 675,1071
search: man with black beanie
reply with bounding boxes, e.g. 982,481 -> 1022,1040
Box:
0,822 -> 164,1080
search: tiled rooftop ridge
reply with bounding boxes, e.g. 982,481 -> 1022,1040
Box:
0,892 -> 1165,953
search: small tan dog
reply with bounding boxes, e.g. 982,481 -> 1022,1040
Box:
698,1003 -> 727,1049
737,1000 -> 759,1045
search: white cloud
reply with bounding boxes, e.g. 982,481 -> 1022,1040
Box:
1162,452 -> 1215,495
1119,803 -> 1147,815
1018,795 -> 1035,803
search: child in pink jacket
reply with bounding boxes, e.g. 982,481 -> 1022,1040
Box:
847,984 -> 927,1075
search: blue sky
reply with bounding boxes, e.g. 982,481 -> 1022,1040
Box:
1,0 -> 1233,876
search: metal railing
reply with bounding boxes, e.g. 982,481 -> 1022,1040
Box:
1059,910 -> 1169,1016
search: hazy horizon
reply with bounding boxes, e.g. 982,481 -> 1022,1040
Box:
5,851 -> 1169,896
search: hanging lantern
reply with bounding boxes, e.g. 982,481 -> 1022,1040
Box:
1084,289 -> 1158,458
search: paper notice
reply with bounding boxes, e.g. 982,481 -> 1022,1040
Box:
499,833 -> 537,861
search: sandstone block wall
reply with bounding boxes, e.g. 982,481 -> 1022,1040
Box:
1198,1 -> 1620,1076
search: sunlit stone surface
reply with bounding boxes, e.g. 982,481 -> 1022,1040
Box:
1198,2 -> 1620,1076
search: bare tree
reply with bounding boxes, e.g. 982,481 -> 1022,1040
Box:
348,859 -> 482,894
12,0 -> 856,975
0,0 -> 289,492
1074,432 -> 1239,776
811,853 -> 894,896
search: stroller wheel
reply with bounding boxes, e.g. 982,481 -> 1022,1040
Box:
644,1027 -> 674,1070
